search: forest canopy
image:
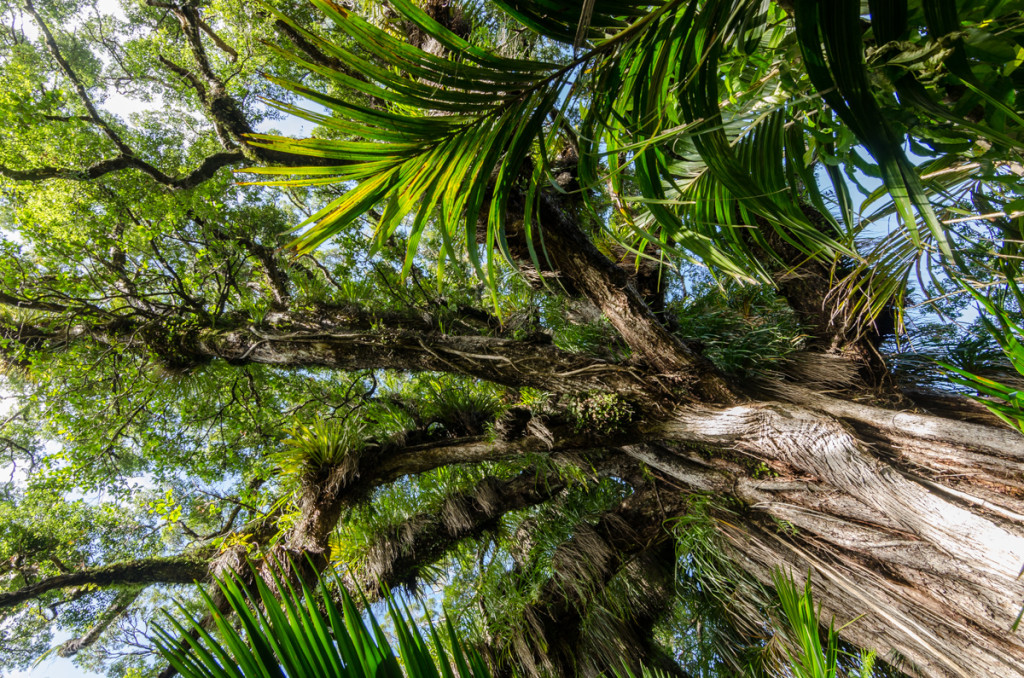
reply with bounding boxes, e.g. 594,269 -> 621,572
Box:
2,0 -> 1024,677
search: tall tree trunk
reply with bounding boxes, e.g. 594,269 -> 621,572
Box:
632,395 -> 1024,678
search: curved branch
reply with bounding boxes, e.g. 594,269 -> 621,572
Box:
494,480 -> 688,677
364,428 -> 616,490
24,0 -> 128,152
356,465 -> 573,595
18,0 -> 249,187
524,191 -> 734,402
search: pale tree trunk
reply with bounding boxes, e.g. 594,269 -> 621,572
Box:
631,394 -> 1024,678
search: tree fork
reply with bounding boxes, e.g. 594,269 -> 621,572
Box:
504,188 -> 736,403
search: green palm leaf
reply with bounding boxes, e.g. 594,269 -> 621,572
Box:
491,0 -> 659,46
249,0 -> 1024,328
153,563 -> 493,678
243,0 -> 575,284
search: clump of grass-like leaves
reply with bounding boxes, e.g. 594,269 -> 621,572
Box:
277,418 -> 367,484
417,376 -> 504,437
938,275 -> 1024,434
670,284 -> 804,377
151,557 -> 873,678
773,569 -> 876,678
153,562 -> 493,678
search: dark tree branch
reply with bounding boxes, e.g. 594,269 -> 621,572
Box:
272,19 -> 347,71
41,114 -> 93,123
0,148 -> 244,189
195,16 -> 237,61
362,432 -> 605,491
0,290 -> 68,312
356,465 -> 573,596
0,306 -> 654,397
0,554 -> 211,609
157,54 -> 207,99
493,480 -> 689,678
11,1 -> 248,188
206,222 -> 291,307
147,238 -> 209,318
270,12 -> 386,112
533,191 -> 734,402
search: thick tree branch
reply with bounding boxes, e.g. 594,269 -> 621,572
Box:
509,190 -> 735,402
0,307 -> 653,397
195,16 -> 237,61
638,400 -> 1024,677
751,208 -> 894,383
356,466 -> 572,595
363,429 -> 615,490
771,384 -> 1024,461
0,554 -> 211,609
494,480 -> 688,678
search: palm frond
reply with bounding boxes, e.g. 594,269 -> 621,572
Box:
243,0 -> 574,287
490,0 -> 659,46
939,273 -> 1024,434
153,563 -> 493,678
579,0 -> 860,283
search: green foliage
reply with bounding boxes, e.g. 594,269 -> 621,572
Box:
415,376 -> 505,438
670,282 -> 805,376
150,559 -> 876,678
153,563 -> 494,678
278,417 -> 367,477
254,0 -> 1024,361
0,485 -> 163,672
772,569 -> 876,678
566,391 -> 636,435
248,0 -> 574,288
772,569 -> 839,678
4,0 -> 1024,674
659,496 -> 774,676
940,275 -> 1024,433
660,499 -> 885,678
251,0 -> 858,288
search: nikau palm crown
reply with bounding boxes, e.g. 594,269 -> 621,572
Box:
2,1 -> 1024,677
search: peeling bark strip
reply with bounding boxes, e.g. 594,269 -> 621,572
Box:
492,480 -> 689,678
357,467 -> 570,595
777,385 -> 1024,460
721,523 -> 1024,678
660,403 -> 1024,580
